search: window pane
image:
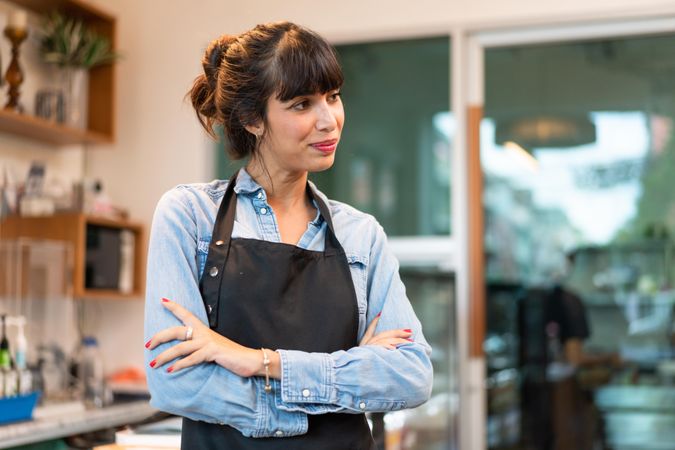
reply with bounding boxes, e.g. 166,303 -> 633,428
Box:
311,37 -> 452,236
483,35 -> 675,450
383,267 -> 458,450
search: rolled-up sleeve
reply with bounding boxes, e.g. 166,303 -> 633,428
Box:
144,187 -> 308,437
275,221 -> 433,414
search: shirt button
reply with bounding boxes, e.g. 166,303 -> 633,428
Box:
302,389 -> 310,398
215,240 -> 224,246
275,430 -> 284,437
209,266 -> 219,277
359,402 -> 366,410
257,191 -> 263,199
260,207 -> 267,215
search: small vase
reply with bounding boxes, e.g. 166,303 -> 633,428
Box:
59,67 -> 89,129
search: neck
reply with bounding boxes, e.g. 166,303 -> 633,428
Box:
245,159 -> 310,212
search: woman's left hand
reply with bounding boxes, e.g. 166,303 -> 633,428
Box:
359,313 -> 413,350
146,298 -> 261,377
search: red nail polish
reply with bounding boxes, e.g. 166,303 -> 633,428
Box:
405,338 -> 414,342
167,366 -> 174,373
404,329 -> 412,333
376,312 -> 382,318
161,298 -> 170,303
149,359 -> 156,368
145,339 -> 152,348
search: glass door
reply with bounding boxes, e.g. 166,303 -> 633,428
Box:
479,29 -> 675,450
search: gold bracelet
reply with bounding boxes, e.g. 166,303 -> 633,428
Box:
261,348 -> 272,393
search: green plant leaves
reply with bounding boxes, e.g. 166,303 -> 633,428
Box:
39,12 -> 120,69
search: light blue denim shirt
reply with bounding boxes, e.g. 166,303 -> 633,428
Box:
144,169 -> 433,438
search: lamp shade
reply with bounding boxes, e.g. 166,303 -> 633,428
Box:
495,114 -> 596,149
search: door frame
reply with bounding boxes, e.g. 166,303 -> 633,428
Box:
460,13 -> 675,450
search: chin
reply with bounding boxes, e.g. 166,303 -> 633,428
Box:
308,155 -> 336,173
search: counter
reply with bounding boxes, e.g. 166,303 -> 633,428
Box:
0,401 -> 158,449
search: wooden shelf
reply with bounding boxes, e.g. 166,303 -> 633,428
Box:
6,0 -> 115,22
0,213 -> 145,300
0,108 -> 112,145
2,0 -> 116,145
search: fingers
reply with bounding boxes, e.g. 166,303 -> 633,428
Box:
144,298 -> 204,350
147,298 -> 214,374
368,330 -> 413,346
167,348 -> 209,373
160,297 -> 199,327
149,340 -> 202,370
359,312 -> 381,346
367,337 -> 413,351
147,325 -> 189,350
369,328 -> 412,341
361,327 -> 413,347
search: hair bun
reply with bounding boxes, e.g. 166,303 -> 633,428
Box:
203,34 -> 237,88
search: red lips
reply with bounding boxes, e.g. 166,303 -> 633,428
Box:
311,139 -> 338,146
310,139 -> 338,154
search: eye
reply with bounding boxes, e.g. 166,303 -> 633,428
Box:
329,91 -> 342,102
291,99 -> 310,111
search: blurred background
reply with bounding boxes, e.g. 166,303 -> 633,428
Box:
2,1 -> 675,449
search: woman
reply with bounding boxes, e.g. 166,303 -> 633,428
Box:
144,21 -> 433,449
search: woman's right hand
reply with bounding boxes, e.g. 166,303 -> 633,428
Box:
359,313 -> 413,350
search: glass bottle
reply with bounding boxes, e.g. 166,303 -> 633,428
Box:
76,336 -> 106,408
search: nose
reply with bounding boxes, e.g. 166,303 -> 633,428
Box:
315,101 -> 338,132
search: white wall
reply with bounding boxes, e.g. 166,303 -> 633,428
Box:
4,0 -> 675,372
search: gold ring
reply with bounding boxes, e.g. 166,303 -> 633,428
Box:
185,326 -> 194,341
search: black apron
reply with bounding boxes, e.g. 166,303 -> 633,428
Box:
181,171 -> 375,450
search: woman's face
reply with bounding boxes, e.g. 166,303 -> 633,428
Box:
255,89 -> 344,175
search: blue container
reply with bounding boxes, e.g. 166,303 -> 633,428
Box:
0,392 -> 40,425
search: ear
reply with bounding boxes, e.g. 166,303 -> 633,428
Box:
244,123 -> 264,137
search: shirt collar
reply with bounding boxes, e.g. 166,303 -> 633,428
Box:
232,168 -> 262,195
232,168 -> 325,226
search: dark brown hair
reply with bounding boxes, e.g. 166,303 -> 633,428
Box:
188,21 -> 344,160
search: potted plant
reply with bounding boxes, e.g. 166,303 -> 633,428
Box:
37,12 -> 120,128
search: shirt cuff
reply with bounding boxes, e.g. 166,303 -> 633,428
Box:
277,349 -> 337,404
273,382 -> 346,415
252,378 -> 308,438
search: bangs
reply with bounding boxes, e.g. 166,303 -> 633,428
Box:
271,29 -> 344,102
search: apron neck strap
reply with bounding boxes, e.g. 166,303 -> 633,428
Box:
219,169 -> 342,254
306,182 -> 341,256
213,168 -> 239,246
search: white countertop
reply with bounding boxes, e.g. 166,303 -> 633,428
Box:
0,400 -> 159,449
